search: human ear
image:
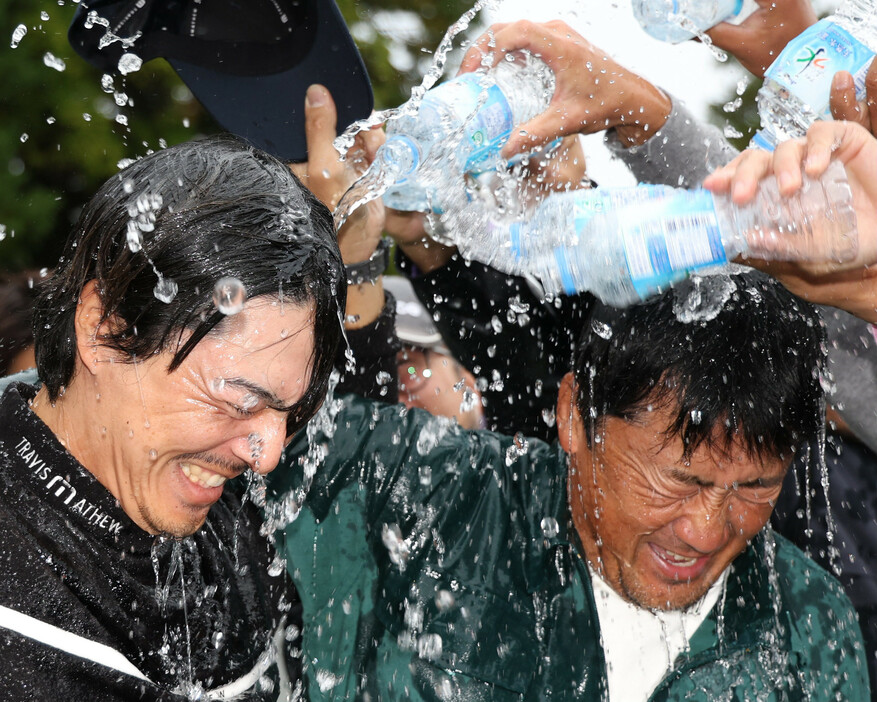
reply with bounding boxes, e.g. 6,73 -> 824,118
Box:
74,280 -> 114,375
557,372 -> 586,456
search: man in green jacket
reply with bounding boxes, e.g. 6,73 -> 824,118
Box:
271,271 -> 869,701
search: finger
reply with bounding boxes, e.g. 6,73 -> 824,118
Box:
458,23 -> 509,74
501,108 -> 574,158
702,161 -> 739,193
727,149 -> 775,203
830,71 -> 863,123
771,138 -> 808,195
802,121 -> 846,176
304,84 -> 340,167
357,125 -> 386,165
865,56 -> 877,133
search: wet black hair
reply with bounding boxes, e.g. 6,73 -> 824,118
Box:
574,271 -> 825,461
33,133 -> 344,435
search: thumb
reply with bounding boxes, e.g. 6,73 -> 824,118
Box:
304,84 -> 339,162
501,110 -> 568,159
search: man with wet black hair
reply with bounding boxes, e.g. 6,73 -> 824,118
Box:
272,270 -> 868,701
0,133 -> 346,699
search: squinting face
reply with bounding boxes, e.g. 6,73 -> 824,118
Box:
568,403 -> 788,611
84,297 -> 315,537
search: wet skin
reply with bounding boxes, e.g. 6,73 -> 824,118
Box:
559,378 -> 788,611
33,291 -> 315,537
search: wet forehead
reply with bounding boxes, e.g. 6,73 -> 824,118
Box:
601,410 -> 788,486
188,298 -> 315,403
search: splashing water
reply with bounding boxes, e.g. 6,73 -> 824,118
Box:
670,14 -> 728,62
672,273 -> 738,323
333,0 -> 496,158
213,277 -> 247,315
154,275 -> 178,304
331,0 -> 497,231
815,396 -> 841,576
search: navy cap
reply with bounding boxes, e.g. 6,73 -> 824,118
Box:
68,0 -> 374,162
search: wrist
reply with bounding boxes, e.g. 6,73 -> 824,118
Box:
613,82 -> 672,148
345,238 -> 391,286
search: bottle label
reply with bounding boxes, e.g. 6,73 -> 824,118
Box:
765,19 -> 876,119
424,73 -> 514,175
617,189 -> 727,299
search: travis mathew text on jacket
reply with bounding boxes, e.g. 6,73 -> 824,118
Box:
14,436 -> 124,535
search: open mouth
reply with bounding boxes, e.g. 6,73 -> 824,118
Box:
180,462 -> 228,489
650,543 -> 710,577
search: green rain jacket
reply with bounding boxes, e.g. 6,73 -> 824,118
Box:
271,394 -> 869,702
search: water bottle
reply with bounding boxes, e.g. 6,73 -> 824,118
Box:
632,0 -> 758,44
379,53 -> 555,213
752,0 -> 877,150
483,160 -> 855,307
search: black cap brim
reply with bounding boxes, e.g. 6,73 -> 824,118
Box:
169,0 -> 372,162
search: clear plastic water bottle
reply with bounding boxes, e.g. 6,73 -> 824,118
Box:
379,53 -> 555,213
631,0 -> 758,44
752,0 -> 877,150
485,161 -> 856,307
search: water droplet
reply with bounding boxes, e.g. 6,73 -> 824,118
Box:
418,633 -> 443,661
541,516 -> 560,538
723,97 -> 742,113
435,589 -> 455,612
149,449 -> 158,461
690,409 -> 702,425
382,523 -> 410,569
43,52 -> 66,72
40,11 -> 49,21
591,320 -> 613,340
126,221 -> 143,252
211,631 -> 224,648
212,277 -> 247,315
153,276 -> 178,303
0,225 -> 6,242
315,670 -> 343,692
19,133 -> 27,143
541,407 -> 556,427
82,113 -> 92,122
723,124 -> 744,139
118,53 -> 142,75
10,24 -> 26,49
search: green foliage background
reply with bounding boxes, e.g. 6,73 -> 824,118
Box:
0,0 -> 472,272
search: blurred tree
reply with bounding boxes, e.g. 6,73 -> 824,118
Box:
0,0 -> 478,272
0,0 -> 217,271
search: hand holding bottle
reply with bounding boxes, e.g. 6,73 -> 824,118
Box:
384,135 -> 588,274
704,120 -> 877,321
457,20 -> 672,157
706,0 -> 817,77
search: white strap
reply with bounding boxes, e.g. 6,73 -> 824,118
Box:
0,604 -> 297,700
200,620 -> 293,701
0,604 -> 149,681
